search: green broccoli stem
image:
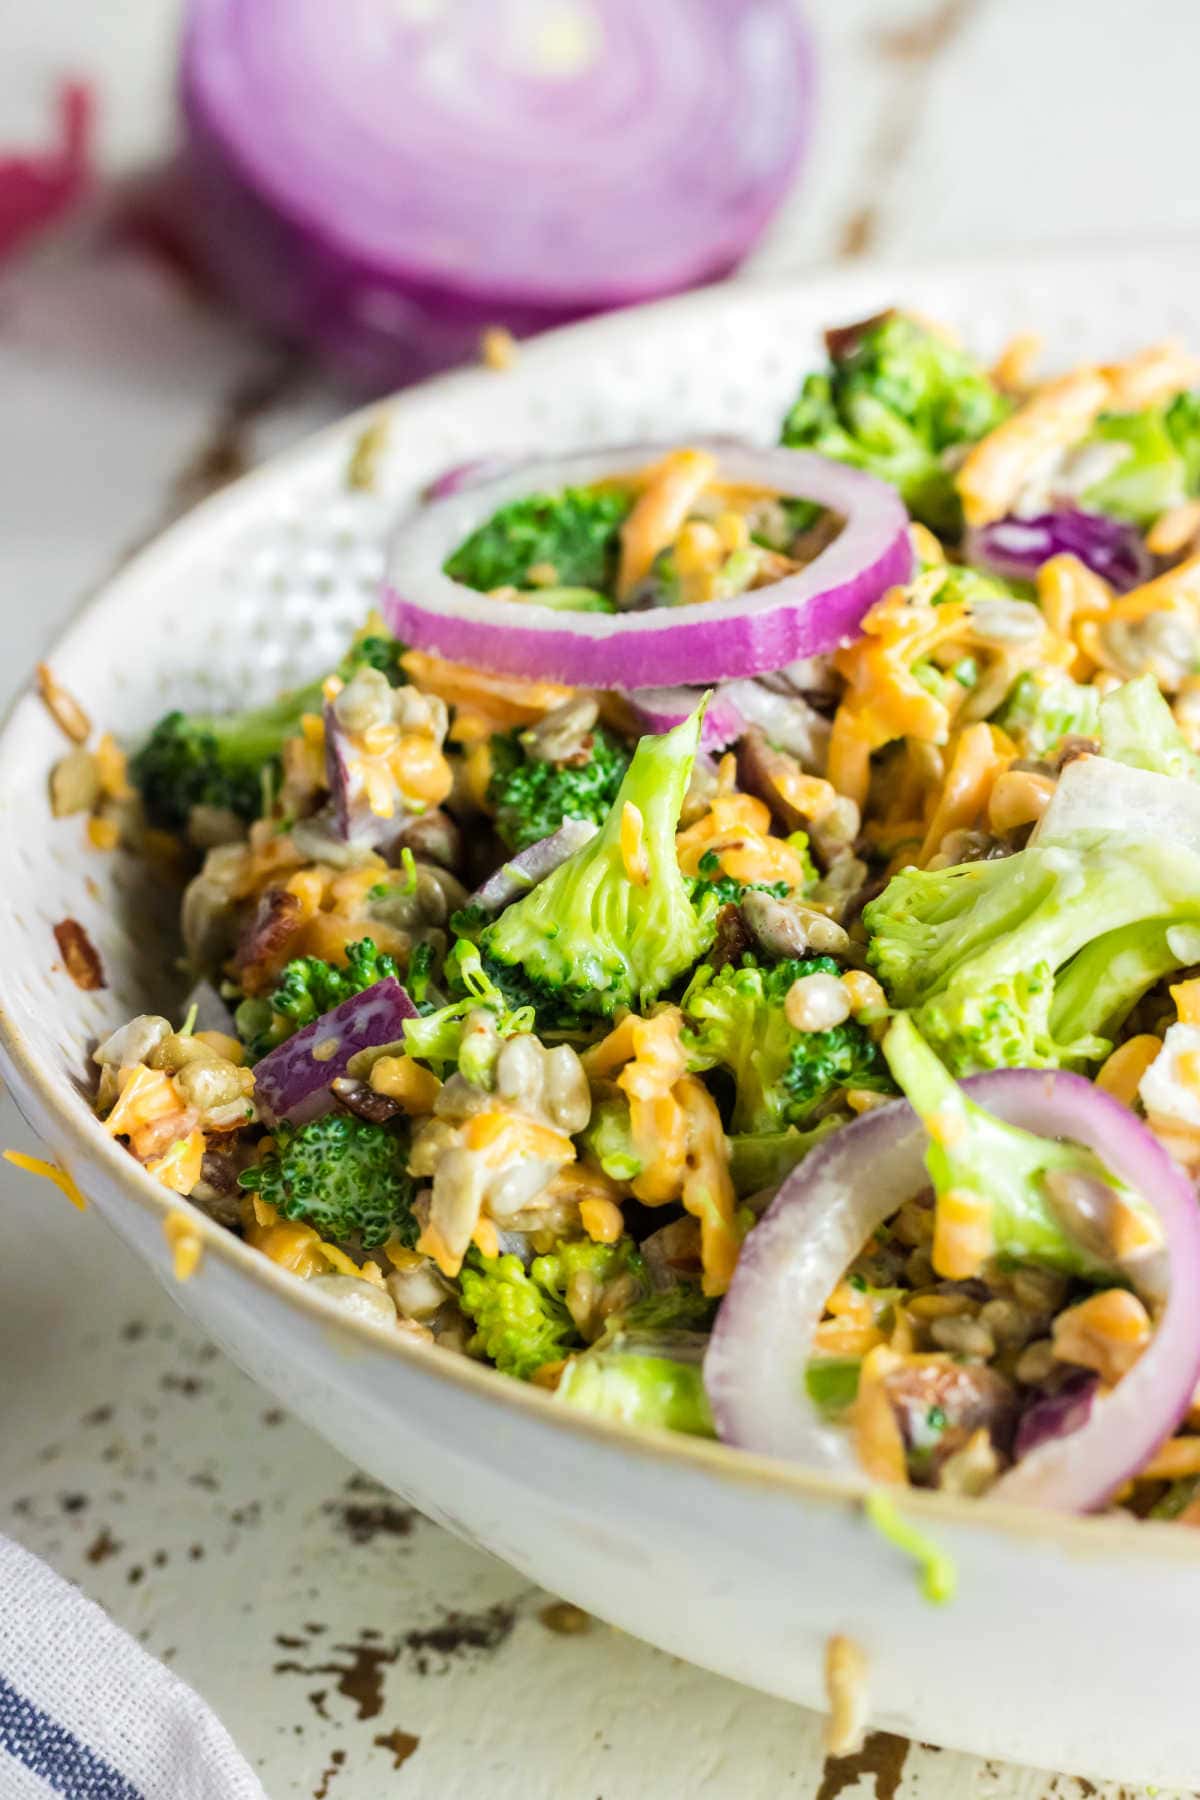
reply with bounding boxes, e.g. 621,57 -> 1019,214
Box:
204,683 -> 325,761
1048,918 -> 1193,1056
882,1014 -> 1133,1281
556,1343 -> 715,1436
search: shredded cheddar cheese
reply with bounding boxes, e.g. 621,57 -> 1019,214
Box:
3,1150 -> 86,1210
163,1208 -> 204,1281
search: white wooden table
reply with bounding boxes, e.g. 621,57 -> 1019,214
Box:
1,2 -> 1193,1793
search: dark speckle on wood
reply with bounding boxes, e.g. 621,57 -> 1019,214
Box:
816,1730 -> 911,1800
81,1405 -> 113,1427
312,1748 -> 346,1800
374,1728 -> 419,1771
161,1373 -> 207,1398
84,1527 -> 122,1565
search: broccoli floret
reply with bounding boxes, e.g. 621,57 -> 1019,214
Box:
556,1337 -> 715,1436
131,685 -> 324,832
458,1236 -> 634,1380
481,706 -> 717,1019
238,1113 -> 417,1249
487,725 -> 630,852
864,834 -> 1200,1073
403,942 -> 535,1071
691,845 -> 805,908
582,1096 -> 643,1182
1049,918 -> 1190,1055
1078,395 -> 1200,527
1099,675 -> 1200,780
993,669 -> 1101,756
882,1014 -> 1151,1281
682,955 -> 891,1134
444,486 -> 633,595
781,311 -> 1010,536
235,937 -> 403,1063
131,621 -> 406,833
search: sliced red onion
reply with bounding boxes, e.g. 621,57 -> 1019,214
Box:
179,0 -> 814,388
623,686 -> 745,751
1013,1370 -> 1098,1464
425,458 -> 517,503
469,818 -> 598,914
705,1070 -> 1200,1513
384,444 -> 912,688
254,978 -> 418,1127
324,698 -> 414,849
966,510 -> 1151,594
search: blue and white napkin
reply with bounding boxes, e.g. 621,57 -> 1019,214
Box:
0,1534 -> 265,1799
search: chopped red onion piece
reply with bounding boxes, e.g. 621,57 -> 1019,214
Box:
469,818 -> 599,915
966,510 -> 1151,594
254,978 -> 419,1126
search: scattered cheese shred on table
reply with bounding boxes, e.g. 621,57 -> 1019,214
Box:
163,1207 -> 204,1282
3,1150 -> 87,1210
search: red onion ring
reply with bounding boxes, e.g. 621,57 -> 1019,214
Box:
179,0 -> 814,387
383,443 -> 913,687
704,1070 -> 1200,1513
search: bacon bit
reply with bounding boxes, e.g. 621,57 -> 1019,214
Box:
1053,1288 -> 1151,1386
2,1149 -> 86,1210
0,81 -> 94,262
620,801 -> 650,886
480,325 -> 518,370
617,448 -> 718,600
1147,498 -> 1200,559
86,815 -> 120,852
990,330 -> 1042,393
932,1186 -> 993,1280
53,917 -> 105,990
163,1207 -> 204,1279
233,886 -> 303,994
957,368 -> 1111,528
1097,1034 -> 1162,1108
36,662 -> 91,743
824,1634 -> 870,1759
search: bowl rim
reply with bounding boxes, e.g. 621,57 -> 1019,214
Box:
9,244 -> 1200,1565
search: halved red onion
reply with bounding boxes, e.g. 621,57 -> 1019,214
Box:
623,686 -> 745,750
469,818 -> 598,914
1013,1369 -> 1098,1464
966,509 -> 1151,594
704,1070 -> 1200,1513
383,444 -> 912,688
719,677 -> 831,767
179,0 -> 814,388
254,978 -> 418,1126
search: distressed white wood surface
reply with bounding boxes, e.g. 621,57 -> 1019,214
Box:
0,2 -> 1193,1794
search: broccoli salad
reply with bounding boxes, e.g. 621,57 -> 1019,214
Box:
61,307 -> 1200,1520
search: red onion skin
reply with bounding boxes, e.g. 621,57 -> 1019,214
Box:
624,687 -> 746,750
469,819 -> 598,914
966,510 -> 1151,595
254,978 -> 419,1126
179,2 -> 815,389
1014,1370 -> 1099,1463
384,443 -> 913,687
705,1069 -> 1200,1513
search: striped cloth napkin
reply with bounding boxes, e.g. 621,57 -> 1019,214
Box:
0,1534 -> 264,1799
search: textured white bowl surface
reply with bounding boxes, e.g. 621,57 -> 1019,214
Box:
5,250 -> 1200,1786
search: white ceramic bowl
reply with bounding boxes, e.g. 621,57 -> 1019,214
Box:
5,250 -> 1200,1787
